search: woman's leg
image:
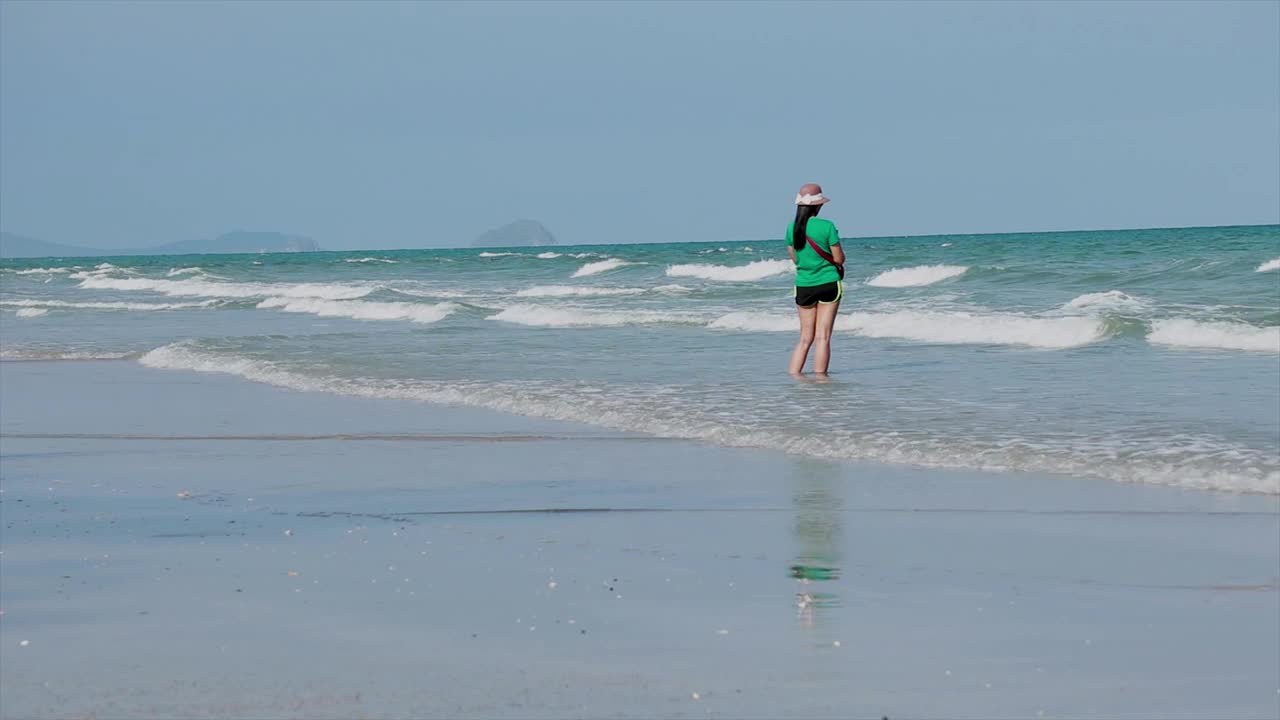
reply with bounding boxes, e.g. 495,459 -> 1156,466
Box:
812,299 -> 840,375
789,304 -> 818,375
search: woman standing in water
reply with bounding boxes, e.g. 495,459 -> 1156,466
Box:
786,183 -> 844,376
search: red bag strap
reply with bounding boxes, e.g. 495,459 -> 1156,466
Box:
805,236 -> 838,265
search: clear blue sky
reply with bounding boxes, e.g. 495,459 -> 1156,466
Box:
2,0 -> 1277,250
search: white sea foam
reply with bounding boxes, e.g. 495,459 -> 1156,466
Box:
1148,319 -> 1280,353
571,258 -> 635,277
536,252 -> 562,259
516,285 -> 646,298
69,264 -> 137,280
569,253 -> 599,259
256,297 -> 457,324
15,308 -> 48,318
136,342 -> 1279,494
1257,258 -> 1280,273
514,284 -> 690,298
12,267 -> 73,275
388,287 -> 472,299
0,299 -> 222,312
707,312 -> 794,332
866,265 -> 969,287
1062,290 -> 1148,314
710,309 -> 1107,348
488,304 -> 702,328
665,259 -> 792,282
478,252 -> 521,258
344,257 -> 397,264
77,274 -> 374,300
167,267 -> 205,276
2,349 -> 137,361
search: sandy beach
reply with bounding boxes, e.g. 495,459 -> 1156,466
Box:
1,359 -> 1276,719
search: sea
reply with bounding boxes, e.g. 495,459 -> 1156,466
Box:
2,225 -> 1277,494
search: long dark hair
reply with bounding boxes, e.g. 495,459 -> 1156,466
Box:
792,204 -> 821,250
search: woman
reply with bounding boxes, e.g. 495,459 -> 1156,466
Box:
786,183 -> 845,376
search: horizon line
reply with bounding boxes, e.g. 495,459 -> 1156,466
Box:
2,221 -> 1277,258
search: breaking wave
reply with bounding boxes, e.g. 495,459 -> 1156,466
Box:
1062,291 -> 1149,314
665,259 -> 792,282
344,257 -> 397,264
866,265 -> 969,287
1148,319 -> 1280,353
134,342 -> 1279,494
11,267 -> 74,275
1,349 -> 139,361
0,299 -> 222,312
571,258 -> 636,277
77,274 -> 374,300
710,309 -> 1108,349
516,285 -> 646,298
255,298 -> 457,324
487,304 -> 702,328
514,284 -> 689,298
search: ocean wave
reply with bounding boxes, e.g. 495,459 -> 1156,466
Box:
536,252 -> 562,259
388,287 -> 472,299
167,267 -> 205,276
706,312 -> 794,332
15,308 -> 48,318
0,298 -> 223,312
1061,290 -> 1149,314
710,309 -> 1107,349
487,304 -> 702,328
2,349 -> 138,361
77,274 -> 374,300
665,259 -> 792,282
67,262 -> 133,280
344,257 -> 398,264
866,265 -> 969,287
256,297 -> 457,324
514,284 -> 690,298
571,258 -> 636,277
478,252 -> 521,258
1257,258 -> 1280,273
135,343 -> 1279,494
11,267 -> 74,275
1148,319 -> 1280,353
515,285 -> 647,298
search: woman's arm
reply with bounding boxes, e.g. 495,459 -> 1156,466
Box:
788,246 -> 797,264
831,242 -> 845,265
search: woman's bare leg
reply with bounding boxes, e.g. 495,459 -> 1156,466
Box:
812,300 -> 840,375
789,304 -> 817,375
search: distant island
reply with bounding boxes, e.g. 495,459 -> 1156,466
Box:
470,220 -> 557,248
0,230 -> 320,259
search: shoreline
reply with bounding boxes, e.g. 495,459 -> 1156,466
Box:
1,360 -> 1277,719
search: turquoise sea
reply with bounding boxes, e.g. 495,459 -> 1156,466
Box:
2,225 -> 1278,494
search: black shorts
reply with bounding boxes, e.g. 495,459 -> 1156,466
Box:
795,281 -> 842,307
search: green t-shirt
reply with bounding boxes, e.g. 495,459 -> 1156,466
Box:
786,217 -> 841,287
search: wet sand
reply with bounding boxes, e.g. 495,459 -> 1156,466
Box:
1,361 -> 1277,719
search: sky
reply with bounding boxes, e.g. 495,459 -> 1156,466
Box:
1,0 -> 1277,250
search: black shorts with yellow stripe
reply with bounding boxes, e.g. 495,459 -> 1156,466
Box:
794,281 -> 843,307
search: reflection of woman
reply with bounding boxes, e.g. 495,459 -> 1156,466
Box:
789,460 -> 844,630
786,183 -> 845,376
